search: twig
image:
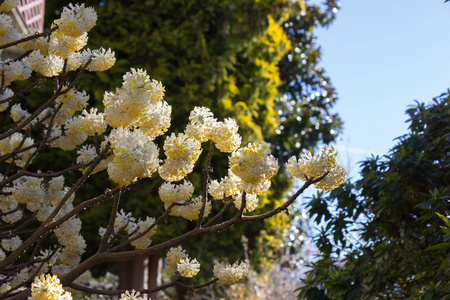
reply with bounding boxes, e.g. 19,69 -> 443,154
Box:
98,189 -> 121,252
0,26 -> 58,50
196,141 -> 215,228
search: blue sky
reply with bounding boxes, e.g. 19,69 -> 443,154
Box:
313,0 -> 450,177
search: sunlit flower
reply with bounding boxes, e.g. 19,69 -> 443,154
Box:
49,32 -> 88,59
209,118 -> 241,152
213,261 -> 249,285
158,133 -> 202,182
232,192 -> 259,212
185,106 -> 216,142
208,172 -> 241,200
172,196 -> 211,221
120,289 -> 143,300
78,108 -> 107,136
313,163 -> 346,191
107,127 -> 159,185
54,3 -> 97,37
76,144 -> 109,174
159,180 -> 193,204
177,257 -> 200,278
0,132 -> 35,167
166,246 -> 188,275
81,48 -> 115,71
286,145 -> 346,191
229,142 -> 278,194
136,100 -> 171,140
30,274 -> 72,300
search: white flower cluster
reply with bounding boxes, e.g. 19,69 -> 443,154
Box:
286,145 -> 346,191
103,68 -> 170,135
208,172 -> 259,212
120,289 -> 144,300
0,132 -> 35,167
158,133 -> 202,182
158,181 -> 212,221
99,210 -> 157,250
54,217 -> 86,267
185,106 -> 241,152
29,274 -> 72,300
0,174 -> 87,285
107,127 -> 159,186
25,3 -> 114,77
166,246 -> 200,278
3,175 -> 75,223
229,142 -> 279,194
213,261 -> 249,285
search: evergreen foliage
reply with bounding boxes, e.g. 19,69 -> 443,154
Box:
298,94 -> 450,299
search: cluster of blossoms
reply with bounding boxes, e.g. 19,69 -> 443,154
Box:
119,289 -> 145,300
158,180 -> 212,221
28,272 -> 94,300
165,246 -> 200,278
98,210 -> 157,249
29,274 -> 72,300
164,246 -> 249,285
208,172 -> 259,212
286,145 -> 346,191
213,261 -> 249,285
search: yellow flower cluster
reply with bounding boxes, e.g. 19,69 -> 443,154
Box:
185,106 -> 241,152
159,133 -> 202,182
103,68 -> 169,135
30,274 -> 72,300
120,289 -> 144,300
166,246 -> 201,278
107,127 -> 159,186
229,142 -> 278,194
213,261 -> 249,285
286,145 -> 346,191
98,210 -> 157,250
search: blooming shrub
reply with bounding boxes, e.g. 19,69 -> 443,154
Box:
0,2 -> 345,298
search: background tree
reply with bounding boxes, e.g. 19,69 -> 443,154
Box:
298,94 -> 450,299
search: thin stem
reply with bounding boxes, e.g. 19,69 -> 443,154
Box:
0,77 -> 45,106
0,26 -> 58,50
176,277 -> 219,290
98,189 -> 121,252
196,141 -> 215,228
204,197 -> 232,227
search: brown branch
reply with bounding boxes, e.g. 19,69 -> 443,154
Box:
0,76 -> 45,106
3,50 -> 33,66
204,197 -> 232,227
98,189 -> 121,252
110,204 -> 174,253
0,26 -> 58,50
240,173 -> 329,222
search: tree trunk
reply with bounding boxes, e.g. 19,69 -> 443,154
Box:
148,253 -> 162,299
118,253 -> 146,290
